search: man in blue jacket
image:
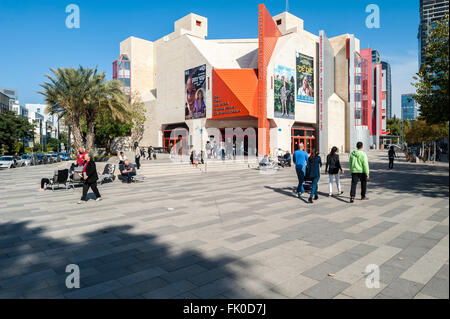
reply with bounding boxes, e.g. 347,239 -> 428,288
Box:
293,143 -> 309,197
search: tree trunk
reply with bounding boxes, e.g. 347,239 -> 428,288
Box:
433,140 -> 436,164
85,118 -> 96,155
70,116 -> 84,154
106,138 -> 111,156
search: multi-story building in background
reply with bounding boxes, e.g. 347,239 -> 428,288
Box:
418,0 -> 449,66
25,104 -> 60,148
381,61 -> 392,119
0,92 -> 10,113
112,6 -> 386,155
401,94 -> 419,121
371,49 -> 381,65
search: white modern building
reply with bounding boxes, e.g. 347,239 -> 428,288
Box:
112,5 -> 384,156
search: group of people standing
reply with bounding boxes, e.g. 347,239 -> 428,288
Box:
133,144 -> 157,170
293,141 -> 370,204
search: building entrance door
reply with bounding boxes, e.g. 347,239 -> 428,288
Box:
291,127 -> 316,155
163,128 -> 188,155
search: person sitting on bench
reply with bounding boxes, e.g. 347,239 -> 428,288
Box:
121,160 -> 136,183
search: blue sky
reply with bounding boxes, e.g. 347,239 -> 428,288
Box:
0,0 -> 420,116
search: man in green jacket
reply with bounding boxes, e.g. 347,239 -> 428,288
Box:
349,141 -> 370,203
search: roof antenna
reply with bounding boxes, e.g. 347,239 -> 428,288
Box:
286,0 -> 289,12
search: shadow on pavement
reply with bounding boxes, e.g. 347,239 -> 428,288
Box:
0,221 -> 272,299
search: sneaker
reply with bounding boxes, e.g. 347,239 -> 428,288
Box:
328,193 -> 332,197
339,191 -> 344,196
314,194 -> 319,200
308,197 -> 313,204
96,197 -> 102,202
361,197 -> 369,200
77,200 -> 85,204
349,198 -> 354,203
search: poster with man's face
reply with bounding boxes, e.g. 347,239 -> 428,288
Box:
296,52 -> 314,104
274,65 -> 295,119
185,64 -> 207,120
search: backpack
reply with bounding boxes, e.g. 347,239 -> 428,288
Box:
327,154 -> 339,174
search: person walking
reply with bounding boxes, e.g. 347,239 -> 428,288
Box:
134,143 -> 141,169
78,153 -> 101,204
293,143 -> 309,198
349,142 -> 370,203
307,150 -> 322,204
325,146 -> 344,196
206,141 -> 212,159
388,145 -> 396,169
147,146 -> 152,160
436,146 -> 442,162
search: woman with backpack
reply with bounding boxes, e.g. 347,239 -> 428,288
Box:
307,149 -> 322,204
325,146 -> 344,197
388,145 -> 396,169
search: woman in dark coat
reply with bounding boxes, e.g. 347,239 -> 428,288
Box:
325,146 -> 344,196
78,153 -> 101,204
307,150 -> 322,204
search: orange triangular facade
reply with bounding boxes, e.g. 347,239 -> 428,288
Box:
212,69 -> 258,119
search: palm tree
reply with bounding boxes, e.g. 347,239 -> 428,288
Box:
39,66 -> 130,154
84,72 -> 130,153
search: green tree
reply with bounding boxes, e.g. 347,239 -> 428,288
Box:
0,111 -> 34,154
129,93 -> 146,147
84,72 -> 131,153
386,115 -> 411,142
412,15 -> 449,124
94,112 -> 132,155
405,119 -> 448,161
38,66 -> 130,154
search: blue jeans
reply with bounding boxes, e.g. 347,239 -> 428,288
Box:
310,176 -> 320,197
296,167 -> 306,194
122,171 -> 136,182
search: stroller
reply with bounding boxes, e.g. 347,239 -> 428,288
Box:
302,161 -> 318,192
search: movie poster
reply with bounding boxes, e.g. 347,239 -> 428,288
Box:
296,52 -> 314,103
185,64 -> 207,119
274,65 -> 295,119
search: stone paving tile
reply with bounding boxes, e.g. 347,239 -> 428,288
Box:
142,280 -> 197,299
420,276 -> 449,299
378,278 -> 424,299
225,233 -> 256,243
302,277 -> 351,299
64,280 -> 123,299
302,262 -> 343,281
112,277 -> 169,298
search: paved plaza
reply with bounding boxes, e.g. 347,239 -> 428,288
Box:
0,150 -> 448,299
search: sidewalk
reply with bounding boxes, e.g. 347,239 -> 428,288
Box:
0,150 -> 448,299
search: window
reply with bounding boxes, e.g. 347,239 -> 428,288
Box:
276,19 -> 282,25
196,20 -> 202,27
354,54 -> 369,127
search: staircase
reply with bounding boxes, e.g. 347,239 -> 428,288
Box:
136,158 -> 257,178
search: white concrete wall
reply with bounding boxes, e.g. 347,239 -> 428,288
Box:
140,35 -> 212,150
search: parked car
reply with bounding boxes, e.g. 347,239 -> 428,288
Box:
44,153 -> 55,163
49,153 -> 61,163
21,154 -> 37,166
36,153 -> 49,165
58,152 -> 70,161
0,156 -> 15,169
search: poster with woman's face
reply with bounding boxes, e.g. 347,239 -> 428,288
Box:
296,52 -> 314,104
274,65 -> 295,119
185,64 -> 206,119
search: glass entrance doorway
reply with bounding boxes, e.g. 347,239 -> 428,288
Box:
291,127 -> 316,155
163,128 -> 188,154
